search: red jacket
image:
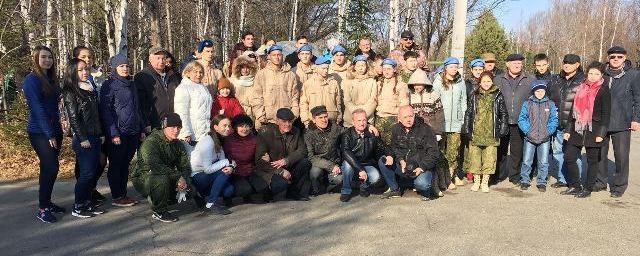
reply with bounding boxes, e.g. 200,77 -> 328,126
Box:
211,95 -> 244,119
223,132 -> 257,177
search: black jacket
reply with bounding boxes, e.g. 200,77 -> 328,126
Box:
535,70 -> 553,82
62,87 -> 103,141
462,87 -> 509,139
465,78 -> 478,98
548,70 -> 585,130
389,118 -> 439,177
341,126 -> 390,171
134,66 -> 181,129
566,85 -> 611,148
495,72 -> 534,124
255,124 -> 307,181
304,121 -> 344,170
354,49 -> 377,61
604,60 -> 640,132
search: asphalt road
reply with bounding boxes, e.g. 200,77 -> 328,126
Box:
1,135 -> 639,256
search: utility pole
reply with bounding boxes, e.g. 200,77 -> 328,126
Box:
451,0 -> 467,70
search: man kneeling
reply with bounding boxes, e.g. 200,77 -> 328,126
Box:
379,106 -> 439,201
131,113 -> 193,222
339,109 -> 386,202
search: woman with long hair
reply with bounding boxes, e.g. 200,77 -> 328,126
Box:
190,115 -> 235,215
23,46 -> 64,223
62,58 -> 106,218
374,58 -> 409,145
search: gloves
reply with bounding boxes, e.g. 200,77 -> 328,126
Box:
436,135 -> 442,142
176,190 -> 187,203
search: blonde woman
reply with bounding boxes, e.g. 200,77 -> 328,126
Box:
174,61 -> 213,144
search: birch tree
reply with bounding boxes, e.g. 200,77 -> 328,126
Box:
45,0 -> 53,47
19,0 -> 34,50
388,0 -> 399,50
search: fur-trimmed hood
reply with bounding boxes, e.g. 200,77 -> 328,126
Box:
232,55 -> 259,78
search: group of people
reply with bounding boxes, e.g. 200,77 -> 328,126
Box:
23,29 -> 639,224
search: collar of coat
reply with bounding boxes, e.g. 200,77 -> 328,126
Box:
330,61 -> 350,72
266,61 -> 292,72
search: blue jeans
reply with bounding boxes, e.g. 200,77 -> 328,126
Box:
29,133 -> 62,209
551,130 -> 583,184
378,157 -> 433,194
520,140 -> 550,185
341,161 -> 380,195
72,135 -> 102,205
192,171 -> 234,203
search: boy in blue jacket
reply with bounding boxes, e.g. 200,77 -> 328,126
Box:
518,80 -> 559,192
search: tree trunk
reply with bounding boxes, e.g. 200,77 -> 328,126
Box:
19,0 -> 35,50
142,0 -> 161,47
451,0 -> 467,69
610,2 -> 621,47
223,0 -> 231,63
45,0 -> 53,47
290,0 -> 299,41
337,0 -> 347,42
137,0 -> 144,70
71,0 -> 78,47
56,0 -> 67,76
238,0 -> 246,40
104,0 -> 115,57
165,0 -> 173,53
82,0 -> 89,46
389,0 -> 399,50
113,0 -> 129,57
597,0 -> 607,62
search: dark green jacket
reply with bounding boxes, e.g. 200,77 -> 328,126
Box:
304,121 -> 344,170
131,129 -> 191,181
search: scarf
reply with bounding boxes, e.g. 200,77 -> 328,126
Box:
572,78 -> 603,132
235,75 -> 254,87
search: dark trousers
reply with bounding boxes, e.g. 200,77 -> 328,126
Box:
498,124 -> 524,183
598,130 -> 631,194
74,141 -> 108,196
231,173 -> 268,198
191,171 -> 234,203
269,159 -> 311,198
565,144 -> 601,191
72,135 -> 101,205
133,173 -> 177,213
106,135 -> 139,199
28,133 -> 62,209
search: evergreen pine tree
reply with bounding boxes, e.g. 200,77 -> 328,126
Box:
465,10 -> 511,67
344,0 -> 375,53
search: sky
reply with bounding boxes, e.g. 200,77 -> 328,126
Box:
495,0 -> 552,32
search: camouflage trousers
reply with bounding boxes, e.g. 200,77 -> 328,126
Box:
466,144 -> 497,175
133,172 -> 180,213
443,132 -> 462,171
374,116 -> 397,146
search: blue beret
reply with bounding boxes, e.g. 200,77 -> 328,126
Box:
331,45 -> 346,55
443,56 -> 459,66
353,54 -> 368,63
267,44 -> 283,54
314,56 -> 331,65
469,58 -> 485,68
381,58 -> 397,68
297,44 -> 313,53
435,65 -> 444,74
197,39 -> 215,53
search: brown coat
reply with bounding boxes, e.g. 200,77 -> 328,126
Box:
255,124 -> 307,183
342,74 -> 378,127
329,61 -> 350,87
229,56 -> 259,120
376,77 -> 409,117
251,62 -> 299,125
300,74 -> 343,125
197,60 -> 223,97
293,62 -> 314,88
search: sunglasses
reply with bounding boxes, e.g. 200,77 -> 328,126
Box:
609,55 -> 625,60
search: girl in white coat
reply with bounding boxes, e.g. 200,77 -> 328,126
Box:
174,61 -> 213,144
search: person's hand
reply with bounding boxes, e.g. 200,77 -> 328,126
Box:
281,169 -> 292,180
385,156 -> 393,166
368,125 -> 380,136
183,136 -> 192,144
331,165 -> 341,176
80,140 -> 91,148
270,159 -> 286,169
144,126 -> 152,134
140,133 -> 146,141
563,133 -> 570,141
177,177 -> 187,190
400,159 -> 407,173
261,153 -> 270,162
631,122 -> 640,131
222,166 -> 233,175
219,109 -> 225,115
100,136 -> 105,144
49,138 -> 58,149
413,167 -> 424,176
112,136 -> 122,145
595,136 -> 604,143
358,170 -> 368,181
436,135 -> 442,141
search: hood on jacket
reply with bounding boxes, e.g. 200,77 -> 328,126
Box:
232,55 -> 259,78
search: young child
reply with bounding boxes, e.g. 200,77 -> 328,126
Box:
400,51 -> 419,84
462,71 -> 508,192
211,77 -> 244,119
517,80 -> 559,192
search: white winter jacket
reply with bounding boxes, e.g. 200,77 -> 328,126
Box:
190,135 -> 229,177
174,78 -> 213,142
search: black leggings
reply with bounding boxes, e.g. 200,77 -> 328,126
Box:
564,144 -> 601,191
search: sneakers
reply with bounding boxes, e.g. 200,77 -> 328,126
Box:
560,186 -> 583,195
91,190 -> 107,202
537,185 -> 547,193
72,207 -> 94,218
36,208 -> 57,223
87,204 -> 106,215
152,211 -> 178,222
520,183 -> 530,191
380,189 -> 401,199
576,190 -> 591,198
112,197 -> 138,207
208,204 -> 232,215
454,177 -> 465,186
610,192 -> 622,198
359,188 -> 371,198
49,203 -> 66,214
340,194 -> 352,202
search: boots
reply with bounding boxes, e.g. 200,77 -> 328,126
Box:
448,168 -> 457,190
470,174 -> 481,192
454,176 -> 465,186
481,174 -> 490,193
